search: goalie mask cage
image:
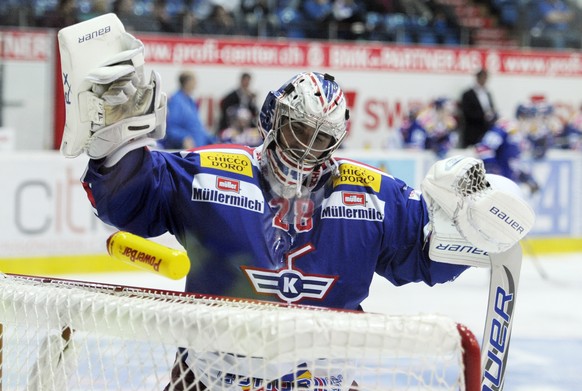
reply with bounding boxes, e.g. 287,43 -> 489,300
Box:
0,274 -> 481,391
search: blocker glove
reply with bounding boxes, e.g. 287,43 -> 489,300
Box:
58,13 -> 166,164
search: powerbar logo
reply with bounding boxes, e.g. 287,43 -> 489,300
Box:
489,207 -> 525,234
78,26 -> 111,43
482,266 -> 515,391
122,246 -> 162,271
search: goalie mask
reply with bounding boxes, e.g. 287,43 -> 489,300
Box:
258,72 -> 349,198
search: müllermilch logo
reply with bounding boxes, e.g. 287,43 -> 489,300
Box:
242,243 -> 337,304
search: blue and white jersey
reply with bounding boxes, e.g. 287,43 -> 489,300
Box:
82,144 -> 467,311
475,122 -> 525,182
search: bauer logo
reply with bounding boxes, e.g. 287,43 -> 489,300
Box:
200,151 -> 253,177
333,163 -> 381,192
489,206 -> 525,234
483,267 -> 516,391
78,26 -> 111,44
242,244 -> 337,304
444,156 -> 464,170
216,177 -> 240,193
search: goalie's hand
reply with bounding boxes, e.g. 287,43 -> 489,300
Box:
421,156 -> 535,254
82,68 -> 166,160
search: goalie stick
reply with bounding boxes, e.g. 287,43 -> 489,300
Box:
481,243 -> 522,391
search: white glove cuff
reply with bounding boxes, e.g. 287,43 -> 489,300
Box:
426,204 -> 491,267
103,137 -> 156,167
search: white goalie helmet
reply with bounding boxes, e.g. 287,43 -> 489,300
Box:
258,72 -> 350,198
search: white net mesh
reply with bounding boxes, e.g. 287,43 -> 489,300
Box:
0,274 -> 478,390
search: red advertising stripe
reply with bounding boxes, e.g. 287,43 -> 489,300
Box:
0,31 -> 51,61
138,35 -> 582,77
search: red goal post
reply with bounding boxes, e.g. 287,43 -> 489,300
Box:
0,273 -> 480,390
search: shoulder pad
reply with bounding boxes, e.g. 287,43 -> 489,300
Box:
332,159 -> 385,192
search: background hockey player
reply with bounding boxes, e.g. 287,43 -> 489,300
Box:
400,98 -> 457,158
475,106 -> 540,195
58,15 -> 535,391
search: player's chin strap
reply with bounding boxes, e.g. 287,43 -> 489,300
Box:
421,156 -> 535,390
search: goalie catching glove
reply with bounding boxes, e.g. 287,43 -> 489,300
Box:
58,13 -> 166,163
421,156 -> 535,266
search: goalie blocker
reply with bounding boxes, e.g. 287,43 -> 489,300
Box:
58,13 -> 166,164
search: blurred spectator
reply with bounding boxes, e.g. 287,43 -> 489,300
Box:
460,68 -> 498,148
554,104 -> 582,150
535,0 -> 579,49
160,70 -> 216,150
431,5 -> 460,45
475,117 -> 540,195
399,0 -> 433,22
218,107 -> 262,146
37,0 -> 79,28
174,8 -> 201,34
112,0 -> 162,32
152,0 -> 179,33
218,72 -> 259,133
211,0 -> 242,15
302,0 -> 334,39
332,0 -> 367,40
417,97 -> 458,157
241,0 -> 278,36
400,102 -> 427,150
79,0 -> 110,22
0,1 -> 35,27
174,0 -> 209,34
528,101 -> 559,159
364,0 -> 403,41
275,0 -> 306,38
199,4 -> 239,35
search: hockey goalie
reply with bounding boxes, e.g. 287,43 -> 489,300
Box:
58,13 -> 535,391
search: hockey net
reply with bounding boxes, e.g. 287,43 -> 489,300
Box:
0,273 -> 480,390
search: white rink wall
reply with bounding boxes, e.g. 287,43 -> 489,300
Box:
0,149 -> 580,260
1,30 -> 581,259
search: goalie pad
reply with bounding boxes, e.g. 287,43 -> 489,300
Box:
58,13 -> 166,159
421,156 -> 535,255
